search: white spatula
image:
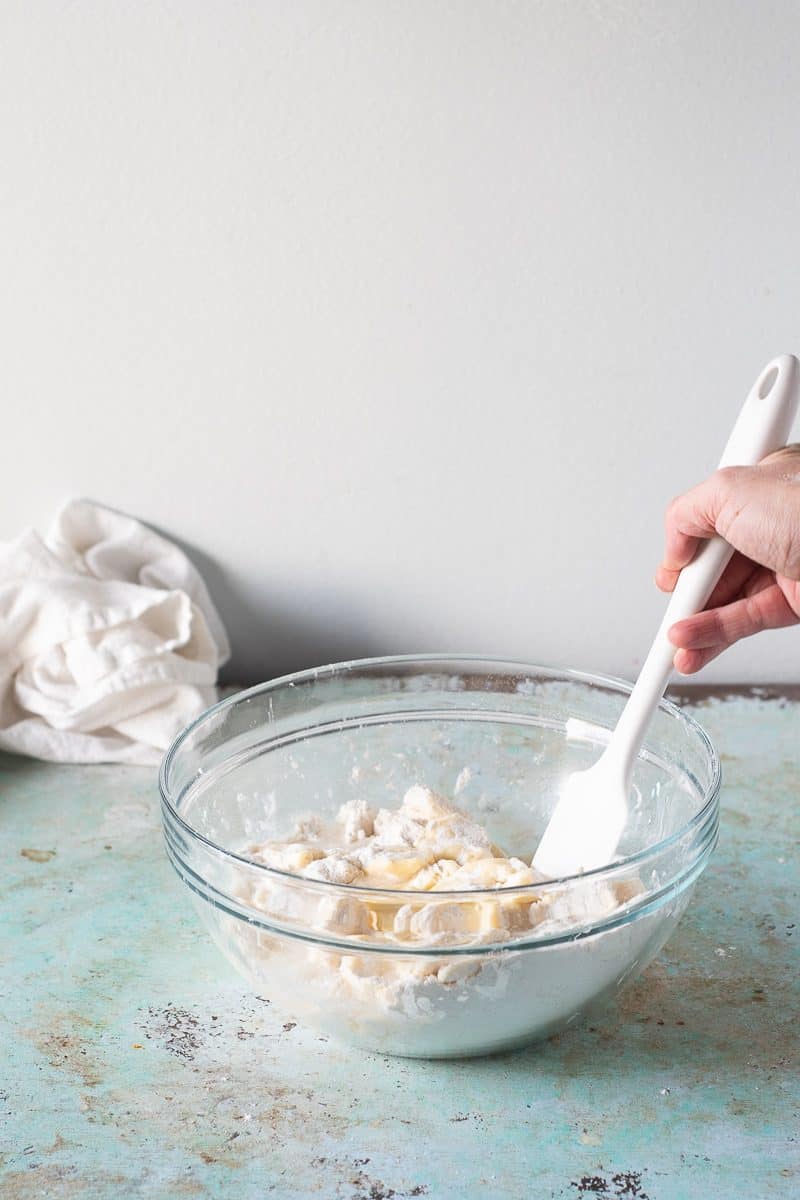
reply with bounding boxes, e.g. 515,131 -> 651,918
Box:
533,354 -> 800,879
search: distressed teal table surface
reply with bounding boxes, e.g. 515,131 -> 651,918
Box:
2,693 -> 798,1200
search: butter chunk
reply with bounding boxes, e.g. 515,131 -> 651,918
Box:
540,881 -> 619,928
436,858 -> 537,891
317,895 -> 374,935
419,815 -> 495,864
500,894 -> 542,932
400,785 -> 454,822
372,809 -> 426,847
436,958 -> 482,985
302,853 -> 363,885
406,859 -> 460,891
289,815 -> 323,841
356,845 -> 432,884
406,900 -> 504,936
336,799 -> 376,844
248,841 -> 325,872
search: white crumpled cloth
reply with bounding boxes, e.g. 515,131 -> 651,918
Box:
0,500 -> 231,765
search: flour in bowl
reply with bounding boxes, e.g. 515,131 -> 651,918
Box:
224,785 -> 655,1054
243,785 -> 643,936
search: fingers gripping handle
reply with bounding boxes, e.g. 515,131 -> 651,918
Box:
609,355 -> 800,781
658,352 -> 800,648
657,350 -> 800,667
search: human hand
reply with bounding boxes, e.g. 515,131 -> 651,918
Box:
656,446 -> 800,673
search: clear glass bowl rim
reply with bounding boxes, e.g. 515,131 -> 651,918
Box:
159,653 -> 722,900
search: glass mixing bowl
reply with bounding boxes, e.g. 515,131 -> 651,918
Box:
159,656 -> 719,1058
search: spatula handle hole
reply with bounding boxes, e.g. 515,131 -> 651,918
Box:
758,365 -> 779,398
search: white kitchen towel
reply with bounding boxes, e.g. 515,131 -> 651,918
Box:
0,500 -> 231,765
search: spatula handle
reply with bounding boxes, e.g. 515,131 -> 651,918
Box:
610,354 -> 800,779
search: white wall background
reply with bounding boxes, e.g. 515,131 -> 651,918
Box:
3,0 -> 800,684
